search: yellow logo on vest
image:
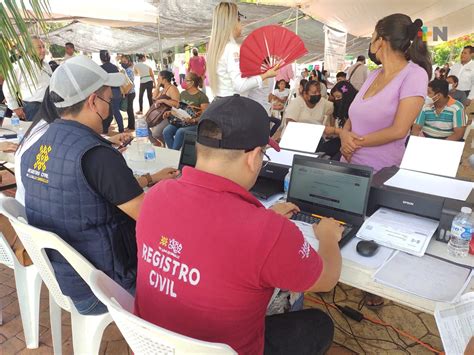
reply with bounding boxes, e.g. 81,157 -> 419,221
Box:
26,145 -> 51,184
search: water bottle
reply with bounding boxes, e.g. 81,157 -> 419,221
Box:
135,118 -> 149,155
447,207 -> 473,258
17,126 -> 25,142
144,142 -> 156,162
11,113 -> 20,129
283,168 -> 292,199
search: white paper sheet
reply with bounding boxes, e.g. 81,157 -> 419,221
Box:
401,136 -> 464,177
435,292 -> 474,355
341,237 -> 395,269
374,252 -> 473,303
384,169 -> 473,201
291,220 -> 319,251
263,148 -> 319,167
279,122 -> 325,153
258,193 -> 286,209
356,208 -> 438,257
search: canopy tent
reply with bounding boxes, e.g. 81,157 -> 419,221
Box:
257,0 -> 474,44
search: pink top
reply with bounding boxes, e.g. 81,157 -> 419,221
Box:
275,63 -> 294,83
345,61 -> 428,172
188,55 -> 206,77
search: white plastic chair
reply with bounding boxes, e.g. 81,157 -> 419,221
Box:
0,197 -> 112,354
0,194 -> 42,348
89,269 -> 237,355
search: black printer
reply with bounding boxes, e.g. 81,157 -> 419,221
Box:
367,167 -> 474,243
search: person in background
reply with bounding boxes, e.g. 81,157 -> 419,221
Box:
247,75 -> 280,136
310,70 -> 328,99
121,55 -> 136,131
412,79 -> 466,141
150,70 -> 180,144
178,60 -> 186,86
135,95 -> 341,354
447,75 -> 469,107
207,2 -> 277,98
63,42 -> 75,61
298,78 -> 308,97
100,50 -> 124,133
439,68 -> 447,80
269,79 -> 290,118
340,15 -> 431,308
21,56 -> 178,315
295,68 -> 309,96
434,66 -> 441,79
336,72 -> 347,82
163,72 -> 209,150
3,36 -> 52,121
443,63 -> 450,76
330,81 -> 358,131
347,55 -> 368,91
188,47 -> 207,91
449,46 -> 473,105
134,54 -> 155,115
0,75 -> 13,118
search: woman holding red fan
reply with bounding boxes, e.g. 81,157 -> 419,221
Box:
207,2 -> 278,98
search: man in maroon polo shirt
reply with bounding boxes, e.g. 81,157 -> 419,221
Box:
135,95 -> 343,354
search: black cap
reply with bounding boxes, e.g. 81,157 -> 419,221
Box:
197,95 -> 280,151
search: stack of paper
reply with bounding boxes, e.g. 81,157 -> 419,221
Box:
356,208 -> 438,256
435,292 -> 474,355
374,252 -> 473,303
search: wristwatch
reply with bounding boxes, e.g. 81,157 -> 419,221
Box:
143,173 -> 154,187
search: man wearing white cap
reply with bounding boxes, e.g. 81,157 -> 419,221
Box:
20,55 -> 178,315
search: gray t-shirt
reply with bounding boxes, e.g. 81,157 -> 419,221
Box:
134,62 -> 153,84
450,90 -> 468,106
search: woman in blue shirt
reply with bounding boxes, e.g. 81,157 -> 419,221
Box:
121,55 -> 136,130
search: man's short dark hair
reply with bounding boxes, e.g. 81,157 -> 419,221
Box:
447,75 -> 459,84
464,45 -> 473,53
336,71 -> 347,79
50,86 -> 108,117
137,54 -> 145,60
65,42 -> 74,49
428,79 -> 449,97
357,55 -> 366,62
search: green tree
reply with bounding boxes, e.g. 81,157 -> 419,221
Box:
0,0 -> 50,95
432,33 -> 474,66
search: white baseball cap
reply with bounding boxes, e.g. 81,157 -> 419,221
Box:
50,55 -> 125,108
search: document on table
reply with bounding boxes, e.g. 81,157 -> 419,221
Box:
435,292 -> 474,355
263,148 -> 318,167
341,237 -> 395,269
291,220 -> 319,251
401,136 -> 464,177
374,252 -> 473,303
384,169 -> 473,201
279,122 -> 325,153
356,208 -> 438,257
258,193 -> 285,209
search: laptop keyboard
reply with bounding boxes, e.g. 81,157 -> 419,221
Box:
291,212 -> 353,239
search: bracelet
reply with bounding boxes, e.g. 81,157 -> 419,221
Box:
143,173 -> 153,187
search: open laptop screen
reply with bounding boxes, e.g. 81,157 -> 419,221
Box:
288,156 -> 372,217
178,131 -> 197,169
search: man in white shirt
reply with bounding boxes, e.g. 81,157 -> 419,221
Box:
450,46 -> 474,106
3,36 -> 52,121
63,42 -> 75,61
346,55 -> 368,91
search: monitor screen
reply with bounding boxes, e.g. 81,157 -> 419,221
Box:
289,159 -> 372,216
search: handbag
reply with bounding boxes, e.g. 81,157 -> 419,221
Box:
145,94 -> 171,127
168,102 -> 201,128
120,70 -> 134,95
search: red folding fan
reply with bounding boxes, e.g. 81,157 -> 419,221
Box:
240,25 -> 308,78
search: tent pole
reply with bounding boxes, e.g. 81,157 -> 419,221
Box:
156,1 -> 164,69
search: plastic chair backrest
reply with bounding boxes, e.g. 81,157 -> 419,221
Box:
0,197 -> 96,312
89,270 -> 237,355
0,231 -> 15,268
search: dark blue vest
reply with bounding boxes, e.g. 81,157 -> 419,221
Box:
21,119 -> 137,300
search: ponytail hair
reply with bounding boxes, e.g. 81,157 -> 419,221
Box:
375,14 -> 432,79
159,70 -> 178,86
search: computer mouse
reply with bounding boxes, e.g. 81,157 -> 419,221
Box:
356,240 -> 380,257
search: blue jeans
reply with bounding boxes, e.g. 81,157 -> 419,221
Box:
163,124 -> 197,150
74,284 -> 135,315
23,101 -> 42,121
102,95 -> 124,133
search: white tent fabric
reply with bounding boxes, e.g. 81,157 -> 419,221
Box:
257,0 -> 474,43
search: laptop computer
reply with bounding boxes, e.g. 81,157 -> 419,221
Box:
178,131 -> 197,170
288,155 -> 373,247
251,148 -> 319,200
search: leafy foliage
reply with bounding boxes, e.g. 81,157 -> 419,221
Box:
431,33 -> 474,66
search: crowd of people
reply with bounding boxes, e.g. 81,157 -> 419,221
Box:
1,1 -> 473,354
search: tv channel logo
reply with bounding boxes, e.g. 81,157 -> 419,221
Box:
418,26 -> 448,42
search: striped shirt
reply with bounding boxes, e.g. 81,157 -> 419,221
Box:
415,97 -> 466,138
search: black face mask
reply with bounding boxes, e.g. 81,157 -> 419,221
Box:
368,42 -> 381,65
309,94 -> 321,105
121,62 -> 129,69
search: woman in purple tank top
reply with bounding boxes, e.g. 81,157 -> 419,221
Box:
340,14 -> 432,173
